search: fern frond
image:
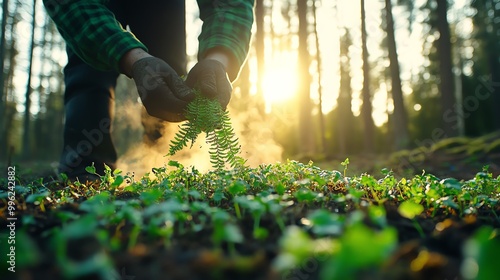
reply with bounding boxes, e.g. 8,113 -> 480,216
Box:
168,89 -> 246,170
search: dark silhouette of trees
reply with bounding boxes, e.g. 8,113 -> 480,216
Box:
436,0 -> 458,137
22,0 -> 37,158
384,0 -> 409,150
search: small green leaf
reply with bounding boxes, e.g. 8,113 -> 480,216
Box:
306,209 -> 343,235
224,224 -> 244,243
188,190 -> 202,199
228,180 -> 247,195
398,200 -> 424,219
85,164 -> 96,175
368,205 -> 387,227
212,189 -> 226,203
275,183 -> 285,196
26,192 -> 49,203
110,175 -> 124,187
168,160 -> 183,169
253,227 -> 269,240
441,178 -> 462,191
440,196 -> 460,210
294,188 -> 318,202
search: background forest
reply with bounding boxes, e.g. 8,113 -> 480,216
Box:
0,0 -> 499,175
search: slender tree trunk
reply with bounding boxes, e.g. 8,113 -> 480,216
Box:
22,0 -> 37,158
453,42 -> 465,136
0,0 -> 9,159
312,0 -> 326,155
297,0 -> 314,155
436,0 -> 457,137
490,52 -> 500,130
385,0 -> 409,150
337,29 -> 354,156
35,16 -> 50,158
489,0 -> 500,130
2,0 -> 19,160
361,0 -> 375,153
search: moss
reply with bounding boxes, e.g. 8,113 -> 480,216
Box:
486,139 -> 500,154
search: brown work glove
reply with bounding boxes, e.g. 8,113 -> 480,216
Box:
132,57 -> 195,122
185,59 -> 232,110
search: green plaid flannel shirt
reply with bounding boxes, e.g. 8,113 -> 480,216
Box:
43,0 -> 254,79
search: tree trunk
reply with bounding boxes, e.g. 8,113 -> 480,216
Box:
490,52 -> 500,131
470,0 -> 500,132
337,29 -> 354,156
22,0 -> 37,158
489,0 -> 500,130
436,0 -> 457,137
35,15 -> 50,158
453,41 -> 465,136
312,0 -> 326,155
385,0 -> 409,150
361,0 -> 375,153
0,0 -> 9,159
2,2 -> 17,159
297,0 -> 314,155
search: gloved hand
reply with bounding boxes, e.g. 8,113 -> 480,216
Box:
185,59 -> 232,110
132,57 -> 194,122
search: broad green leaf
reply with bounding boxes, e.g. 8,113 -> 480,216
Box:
462,227 -> 500,280
279,226 -> 314,260
61,214 -> 98,238
143,199 -> 186,217
321,223 -> 397,279
294,188 -> 318,202
306,209 -> 343,236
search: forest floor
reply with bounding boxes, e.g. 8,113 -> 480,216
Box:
1,132 -> 500,280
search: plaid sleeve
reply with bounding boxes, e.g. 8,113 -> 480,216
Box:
196,0 -> 255,80
42,0 -> 147,72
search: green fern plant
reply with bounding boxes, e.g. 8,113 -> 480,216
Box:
168,90 -> 246,170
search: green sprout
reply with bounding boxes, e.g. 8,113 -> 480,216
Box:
398,200 -> 425,238
211,209 -> 243,255
234,195 -> 268,240
25,191 -> 50,212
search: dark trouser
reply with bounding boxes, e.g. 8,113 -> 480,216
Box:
59,0 -> 187,177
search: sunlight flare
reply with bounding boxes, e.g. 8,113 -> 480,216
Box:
262,64 -> 298,105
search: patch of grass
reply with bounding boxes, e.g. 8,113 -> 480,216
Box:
0,160 -> 499,279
